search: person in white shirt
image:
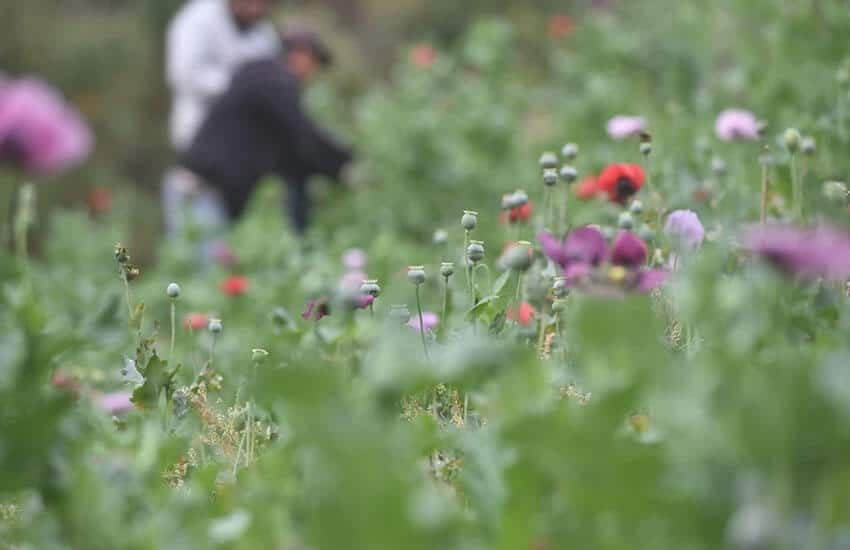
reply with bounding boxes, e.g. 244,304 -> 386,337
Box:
162,0 -> 280,239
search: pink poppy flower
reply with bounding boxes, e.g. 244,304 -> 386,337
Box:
0,78 -> 92,175
740,224 -> 850,282
715,109 -> 760,141
606,116 -> 646,140
408,312 -> 439,332
342,248 -> 367,271
99,391 -> 135,414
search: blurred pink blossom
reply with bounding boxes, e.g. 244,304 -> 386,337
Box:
340,270 -> 368,290
408,312 -> 439,332
715,109 -> 760,141
741,224 -> 850,282
0,78 -> 92,175
606,116 -> 646,140
342,248 -> 367,271
99,391 -> 134,414
664,210 -> 705,250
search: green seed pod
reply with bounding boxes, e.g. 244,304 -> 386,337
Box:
823,181 -> 848,204
461,210 -> 478,231
432,229 -> 448,245
629,200 -> 644,216
208,318 -> 223,334
251,348 -> 269,363
638,224 -> 656,243
801,136 -> 816,156
552,298 -> 567,313
543,168 -> 558,187
167,282 -> 181,299
561,143 -> 578,161
504,243 -> 532,272
389,304 -> 411,324
552,276 -> 569,298
440,262 -> 455,278
539,151 -> 558,169
639,142 -> 652,157
711,156 -> 727,176
360,280 -> 381,297
783,128 -> 801,153
559,165 -> 578,184
114,243 -> 130,265
511,190 -> 529,208
467,241 -> 485,263
407,266 -> 426,285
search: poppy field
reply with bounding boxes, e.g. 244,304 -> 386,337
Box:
4,3 -> 850,549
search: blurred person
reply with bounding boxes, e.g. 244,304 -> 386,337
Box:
162,0 -> 280,237
176,30 -> 353,235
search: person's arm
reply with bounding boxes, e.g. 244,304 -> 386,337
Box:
253,74 -> 353,179
166,9 -> 229,99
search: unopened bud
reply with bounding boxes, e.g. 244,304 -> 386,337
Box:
561,143 -> 578,161
542,169 -> 558,187
167,282 -> 181,299
407,266 -> 426,285
783,128 -> 801,153
539,151 -> 558,169
461,210 -> 478,231
440,262 -> 454,278
208,318 -> 223,334
125,265 -> 141,282
466,241 -> 485,263
559,165 -> 578,184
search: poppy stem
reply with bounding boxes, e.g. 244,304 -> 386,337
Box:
415,285 -> 429,360
514,270 -> 524,311
555,315 -> 567,366
464,230 -> 473,306
543,187 -> 552,231
209,333 -> 217,371
122,272 -> 133,329
536,314 -> 546,358
760,145 -> 770,224
170,299 -> 177,363
442,275 -> 449,325
790,152 -> 803,222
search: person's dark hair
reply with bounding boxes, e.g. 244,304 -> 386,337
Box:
280,30 -> 333,67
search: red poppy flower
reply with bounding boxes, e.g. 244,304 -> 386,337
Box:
410,44 -> 437,68
183,313 -> 209,331
507,302 -> 535,326
548,14 -> 575,39
86,187 -> 112,215
500,202 -> 533,224
597,164 -> 645,204
574,175 -> 601,200
220,275 -> 249,296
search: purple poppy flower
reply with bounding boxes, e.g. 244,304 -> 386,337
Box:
741,224 -> 850,282
99,391 -> 134,414
0,78 -> 92,175
408,311 -> 439,332
358,294 -> 375,309
664,210 -> 705,250
606,115 -> 646,140
340,270 -> 368,290
539,226 -> 668,295
342,248 -> 367,271
715,109 -> 760,141
302,298 -> 330,321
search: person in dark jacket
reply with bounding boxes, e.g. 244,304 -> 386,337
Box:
177,30 -> 352,235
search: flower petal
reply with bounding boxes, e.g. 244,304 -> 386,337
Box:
610,231 -> 648,268
635,269 -> 669,293
564,226 -> 608,266
537,230 -> 569,268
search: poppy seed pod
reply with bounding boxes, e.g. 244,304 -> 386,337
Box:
407,266 -> 426,285
251,348 -> 269,363
552,276 -> 569,298
467,241 -> 485,263
114,243 -> 130,265
539,151 -> 558,169
208,318 -> 223,334
618,212 -> 634,230
360,280 -> 381,297
167,282 -> 181,299
822,181 -> 848,204
639,142 -> 652,156
505,243 -> 532,271
125,266 -> 141,282
552,298 -> 567,313
711,156 -> 727,176
433,229 -> 448,245
389,304 -> 411,324
801,136 -> 816,156
561,143 -> 578,161
510,190 -> 529,208
461,210 -> 478,231
784,128 -> 801,153
560,165 -> 578,184
543,168 -> 558,187
629,200 -> 644,216
440,262 -> 454,278
638,224 -> 656,243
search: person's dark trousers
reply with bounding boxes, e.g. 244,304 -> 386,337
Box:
286,179 -> 310,235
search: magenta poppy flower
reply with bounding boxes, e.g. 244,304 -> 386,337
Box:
0,78 -> 92,175
302,298 -> 331,321
740,224 -> 850,282
408,312 -> 439,332
538,227 -> 668,294
606,116 -> 646,140
98,391 -> 135,414
664,210 -> 705,250
340,270 -> 368,290
714,109 -> 760,141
